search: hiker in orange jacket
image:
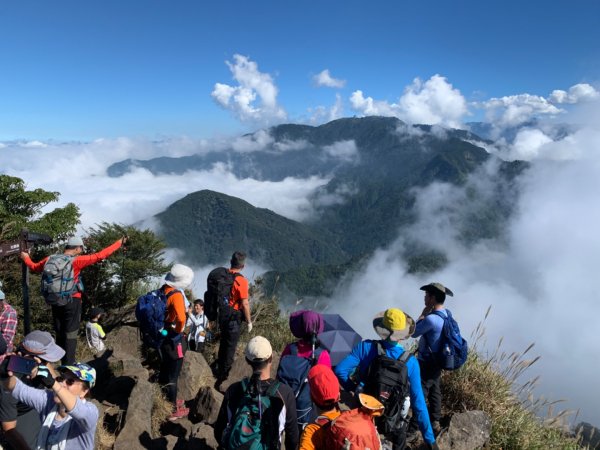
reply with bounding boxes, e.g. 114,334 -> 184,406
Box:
20,236 -> 126,364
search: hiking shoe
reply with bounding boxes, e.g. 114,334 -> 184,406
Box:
168,405 -> 189,421
432,420 -> 442,436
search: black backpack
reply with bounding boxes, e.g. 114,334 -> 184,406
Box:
364,342 -> 412,435
204,267 -> 240,322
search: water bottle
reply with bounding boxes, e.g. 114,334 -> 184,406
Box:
400,395 -> 411,418
443,344 -> 454,369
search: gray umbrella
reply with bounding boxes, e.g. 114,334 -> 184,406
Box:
318,314 -> 362,366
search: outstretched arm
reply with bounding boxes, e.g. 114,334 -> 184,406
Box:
73,237 -> 126,270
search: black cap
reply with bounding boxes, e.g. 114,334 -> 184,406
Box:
89,307 -> 105,318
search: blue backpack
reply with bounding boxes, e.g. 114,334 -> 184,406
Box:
135,289 -> 177,349
276,342 -> 322,427
428,309 -> 468,370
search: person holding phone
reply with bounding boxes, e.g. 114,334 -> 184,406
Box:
2,359 -> 98,450
0,330 -> 64,450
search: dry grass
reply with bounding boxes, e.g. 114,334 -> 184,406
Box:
95,422 -> 117,450
442,306 -> 581,449
151,383 -> 173,437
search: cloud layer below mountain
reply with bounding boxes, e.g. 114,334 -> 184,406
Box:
331,101 -> 600,424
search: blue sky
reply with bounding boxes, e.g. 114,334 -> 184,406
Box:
1,0 -> 599,140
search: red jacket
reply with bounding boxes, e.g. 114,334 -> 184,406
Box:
23,239 -> 123,299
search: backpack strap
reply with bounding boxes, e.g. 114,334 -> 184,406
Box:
377,341 -> 411,363
315,415 -> 332,427
266,380 -> 281,398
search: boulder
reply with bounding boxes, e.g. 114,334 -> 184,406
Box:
106,325 -> 141,358
220,351 -> 280,392
178,351 -> 214,401
113,370 -> 154,450
437,410 -> 492,450
103,303 -> 138,330
190,386 -> 224,425
188,423 -> 219,449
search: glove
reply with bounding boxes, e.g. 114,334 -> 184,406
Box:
33,366 -> 55,389
247,322 -> 253,333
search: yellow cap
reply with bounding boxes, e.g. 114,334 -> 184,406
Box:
382,308 -> 406,331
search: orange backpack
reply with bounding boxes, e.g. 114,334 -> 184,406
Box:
316,409 -> 381,450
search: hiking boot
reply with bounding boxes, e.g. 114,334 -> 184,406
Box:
214,376 -> 227,393
168,405 -> 189,421
432,420 -> 442,436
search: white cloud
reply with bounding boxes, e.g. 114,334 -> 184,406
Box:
313,69 -> 346,88
549,83 -> 599,104
211,54 -> 287,125
309,93 -> 344,124
350,75 -> 468,128
231,129 -> 274,152
274,139 -> 309,152
327,106 -> 600,424
481,94 -> 562,127
323,140 -> 358,162
509,128 -> 554,160
0,137 -> 330,230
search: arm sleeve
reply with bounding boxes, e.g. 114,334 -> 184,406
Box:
21,254 -> 48,273
299,423 -> 319,450
172,294 -> 187,333
334,342 -> 366,391
73,239 -> 122,270
412,316 -> 434,338
1,310 -> 17,349
11,378 -> 51,414
66,398 -> 99,432
282,388 -> 299,450
407,358 -> 435,444
93,323 -> 106,339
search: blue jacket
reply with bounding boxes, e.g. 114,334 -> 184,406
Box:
335,339 -> 436,444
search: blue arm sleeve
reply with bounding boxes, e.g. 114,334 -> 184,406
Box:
412,316 -> 434,338
334,342 -> 366,391
407,357 -> 436,444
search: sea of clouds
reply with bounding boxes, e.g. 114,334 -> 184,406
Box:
1,61 -> 599,424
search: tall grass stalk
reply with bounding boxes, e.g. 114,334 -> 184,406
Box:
442,306 -> 580,449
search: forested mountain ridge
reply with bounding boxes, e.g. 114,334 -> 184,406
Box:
140,117 -> 528,296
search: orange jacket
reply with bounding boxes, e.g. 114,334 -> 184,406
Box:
163,285 -> 187,333
22,239 -> 123,299
298,409 -> 341,450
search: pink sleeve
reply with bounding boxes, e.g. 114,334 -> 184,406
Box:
317,349 -> 332,367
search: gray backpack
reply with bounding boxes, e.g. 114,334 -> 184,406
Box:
41,255 -> 79,306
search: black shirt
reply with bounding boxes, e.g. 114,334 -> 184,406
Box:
214,377 -> 299,450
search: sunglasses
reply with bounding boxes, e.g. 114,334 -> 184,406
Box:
56,375 -> 80,386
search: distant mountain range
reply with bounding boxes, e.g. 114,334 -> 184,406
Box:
113,116 -> 529,297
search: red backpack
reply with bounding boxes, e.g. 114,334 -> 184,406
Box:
316,409 -> 381,450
